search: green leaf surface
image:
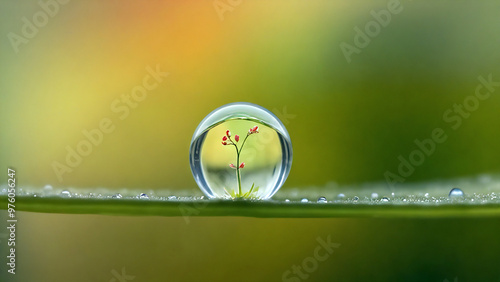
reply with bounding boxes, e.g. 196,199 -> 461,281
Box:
1,195 -> 500,218
2,175 -> 500,218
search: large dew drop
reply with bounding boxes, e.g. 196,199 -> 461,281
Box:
189,103 -> 292,200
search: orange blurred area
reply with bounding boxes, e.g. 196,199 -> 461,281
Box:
3,0 -> 500,192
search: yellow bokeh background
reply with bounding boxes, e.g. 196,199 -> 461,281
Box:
2,1 -> 500,191
2,1 -> 500,281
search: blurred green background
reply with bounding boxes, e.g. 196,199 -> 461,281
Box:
1,0 -> 500,281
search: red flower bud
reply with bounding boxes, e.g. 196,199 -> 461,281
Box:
222,136 -> 228,141
235,135 -> 240,142
221,141 -> 227,145
239,162 -> 245,168
248,126 -> 259,134
226,130 -> 231,137
229,164 -> 236,169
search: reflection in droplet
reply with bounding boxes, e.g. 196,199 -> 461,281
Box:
301,198 -> 309,203
189,103 -> 292,200
449,188 -> 464,198
317,197 -> 327,203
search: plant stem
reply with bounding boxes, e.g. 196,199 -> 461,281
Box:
232,135 -> 250,196
239,135 -> 250,152
236,148 -> 242,196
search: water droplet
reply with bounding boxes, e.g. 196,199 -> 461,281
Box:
300,198 -> 309,203
139,193 -> 149,199
317,197 -> 327,203
168,196 -> 177,200
449,188 -> 464,198
337,193 -> 345,199
424,193 -> 429,198
381,197 -> 389,202
371,192 -> 379,199
189,103 -> 292,200
284,199 -> 290,202
44,185 -> 53,191
112,193 -> 122,199
353,196 -> 359,201
60,190 -> 71,198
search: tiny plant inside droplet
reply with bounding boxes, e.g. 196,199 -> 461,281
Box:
221,126 -> 260,199
190,102 -> 293,200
